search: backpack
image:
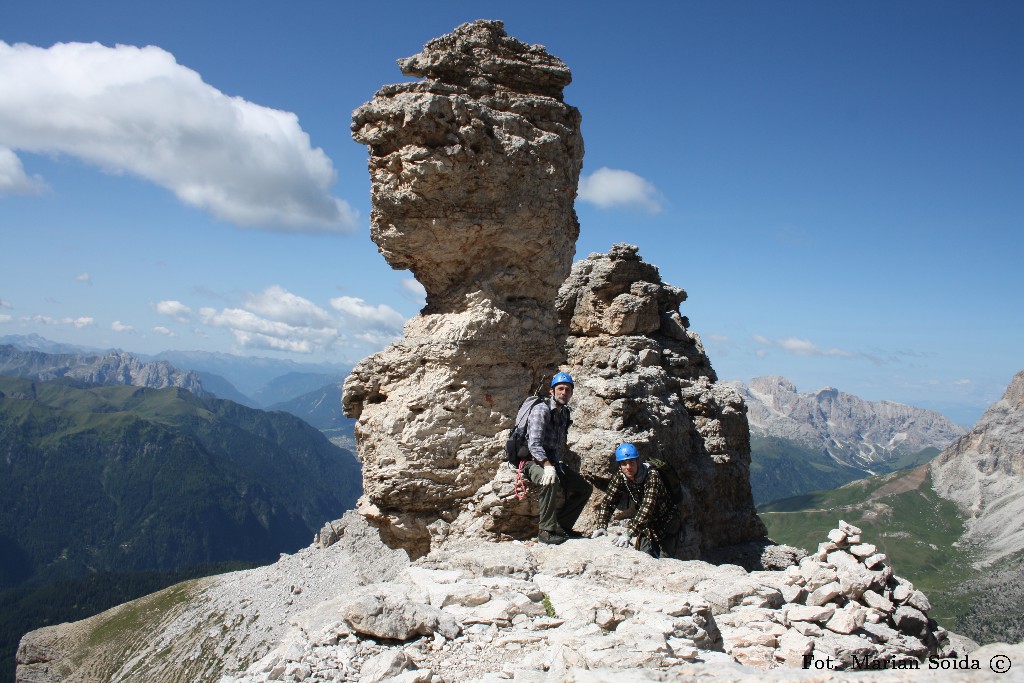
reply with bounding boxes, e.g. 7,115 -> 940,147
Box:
647,457 -> 685,506
503,395 -> 546,466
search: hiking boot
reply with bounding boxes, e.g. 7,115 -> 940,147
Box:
538,530 -> 567,545
560,527 -> 585,538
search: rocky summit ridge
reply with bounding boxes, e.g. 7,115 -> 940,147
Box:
16,513 -> 1022,682
342,19 -> 763,558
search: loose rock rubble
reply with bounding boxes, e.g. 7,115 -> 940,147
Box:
219,522 -> 977,683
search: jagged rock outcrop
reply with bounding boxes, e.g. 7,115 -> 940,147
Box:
349,19 -> 581,311
22,513 -> 1015,682
730,376 -> 965,470
342,21 -> 764,558
0,344 -> 208,396
931,370 -> 1024,565
341,20 -> 582,555
549,244 -> 766,554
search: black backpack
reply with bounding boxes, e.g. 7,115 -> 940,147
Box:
648,457 -> 685,506
504,395 -> 546,466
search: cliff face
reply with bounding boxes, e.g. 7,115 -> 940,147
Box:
342,21 -> 764,557
931,370 -> 1024,565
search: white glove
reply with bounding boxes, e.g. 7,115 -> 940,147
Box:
539,465 -> 558,486
613,533 -> 633,548
590,528 -> 607,539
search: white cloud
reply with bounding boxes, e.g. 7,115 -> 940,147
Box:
199,286 -> 341,354
0,146 -> 47,196
75,272 -> 92,284
184,286 -> 409,355
25,314 -> 94,328
200,306 -> 337,353
244,285 -> 335,328
776,337 -> 856,358
153,325 -> 175,336
399,277 -> 427,306
154,299 -> 192,322
330,296 -> 405,333
952,379 -> 972,386
111,320 -> 134,332
0,41 -> 357,232
0,298 -> 11,309
577,167 -> 663,213
0,314 -> 11,323
753,334 -> 870,361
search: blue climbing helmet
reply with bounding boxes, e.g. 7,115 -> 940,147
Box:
550,372 -> 574,388
615,443 -> 640,462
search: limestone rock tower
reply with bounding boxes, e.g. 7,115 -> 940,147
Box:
344,20 -> 765,557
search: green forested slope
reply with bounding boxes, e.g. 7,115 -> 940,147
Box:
0,377 -> 362,589
749,434 -> 941,504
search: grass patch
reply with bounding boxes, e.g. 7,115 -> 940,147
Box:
542,593 -> 556,618
84,580 -> 198,650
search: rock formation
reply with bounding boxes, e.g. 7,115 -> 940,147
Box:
342,19 -> 582,554
730,376 -> 966,470
931,370 -> 1024,565
342,21 -> 764,558
549,245 -> 766,554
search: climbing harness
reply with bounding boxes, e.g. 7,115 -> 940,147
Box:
513,459 -> 529,499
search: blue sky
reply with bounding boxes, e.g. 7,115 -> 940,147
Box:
1,1 -> 1020,425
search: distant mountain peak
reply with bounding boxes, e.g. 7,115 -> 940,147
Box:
0,345 -> 208,397
728,375 -> 966,468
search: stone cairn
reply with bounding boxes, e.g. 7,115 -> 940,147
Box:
722,520 -> 953,669
343,21 -> 766,560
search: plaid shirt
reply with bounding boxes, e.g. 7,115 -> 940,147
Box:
597,463 -> 678,541
525,397 -> 570,465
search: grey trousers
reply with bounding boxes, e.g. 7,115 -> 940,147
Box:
523,462 -> 593,533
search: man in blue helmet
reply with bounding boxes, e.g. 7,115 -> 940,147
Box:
522,372 -> 593,545
594,443 -> 681,558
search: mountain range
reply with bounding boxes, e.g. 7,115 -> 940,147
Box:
931,369 -> 1024,566
0,339 -> 361,680
15,367 -> 1024,680
0,376 -> 362,590
760,369 -> 1024,645
0,344 -> 209,399
729,376 -> 966,504
0,336 -> 348,412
